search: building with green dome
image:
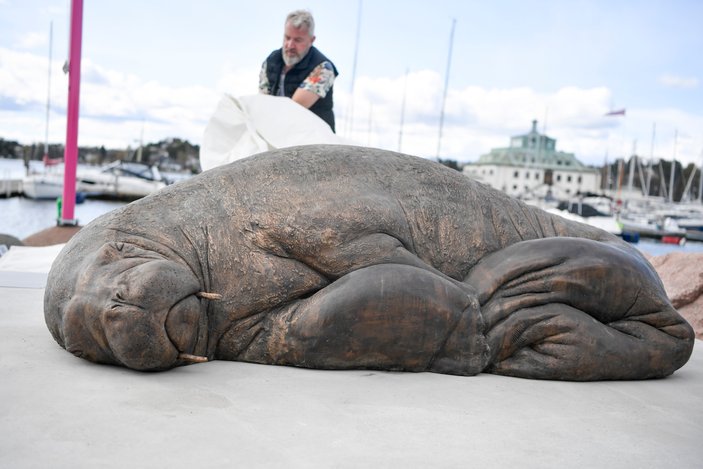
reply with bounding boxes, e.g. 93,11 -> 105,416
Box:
463,120 -> 600,199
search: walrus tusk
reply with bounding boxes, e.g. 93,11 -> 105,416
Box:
197,291 -> 223,300
178,353 -> 209,363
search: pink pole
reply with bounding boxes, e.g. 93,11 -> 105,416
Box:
60,0 -> 83,225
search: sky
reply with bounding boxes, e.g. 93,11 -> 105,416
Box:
1,0 -> 702,167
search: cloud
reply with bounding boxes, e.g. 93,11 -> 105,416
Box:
215,65 -> 260,97
15,31 -> 47,49
658,74 -> 699,89
0,46 -> 222,148
0,48 -> 51,106
333,72 -> 633,165
1,47 -> 701,169
329,70 -> 703,168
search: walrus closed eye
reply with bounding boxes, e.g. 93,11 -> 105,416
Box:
44,145 -> 694,380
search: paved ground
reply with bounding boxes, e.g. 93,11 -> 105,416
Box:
1,246 -> 702,468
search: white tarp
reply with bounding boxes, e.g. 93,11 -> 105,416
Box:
200,94 -> 346,171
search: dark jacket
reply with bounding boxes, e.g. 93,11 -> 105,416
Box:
265,46 -> 338,132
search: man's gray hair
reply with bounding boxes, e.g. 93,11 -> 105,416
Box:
286,10 -> 315,36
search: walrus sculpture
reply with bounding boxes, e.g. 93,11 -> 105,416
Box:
44,145 -> 695,380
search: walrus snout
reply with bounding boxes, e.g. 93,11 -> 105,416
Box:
102,303 -> 180,370
60,291 -> 209,371
52,242 -> 212,370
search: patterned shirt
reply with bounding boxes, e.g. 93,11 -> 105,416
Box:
259,61 -> 336,98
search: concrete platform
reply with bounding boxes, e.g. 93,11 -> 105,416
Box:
1,247 -> 702,468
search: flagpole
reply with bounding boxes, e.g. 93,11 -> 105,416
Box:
60,0 -> 83,226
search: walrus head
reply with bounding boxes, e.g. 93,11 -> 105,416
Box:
44,241 -> 214,371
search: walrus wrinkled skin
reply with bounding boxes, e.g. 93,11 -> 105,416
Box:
44,145 -> 695,380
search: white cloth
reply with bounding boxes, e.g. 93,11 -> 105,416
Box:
200,94 -> 346,171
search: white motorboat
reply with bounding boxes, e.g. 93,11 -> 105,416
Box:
527,196 -> 622,236
545,207 -> 622,236
650,204 -> 703,241
22,161 -> 168,201
618,212 -> 686,242
77,161 -> 168,200
21,173 -> 65,200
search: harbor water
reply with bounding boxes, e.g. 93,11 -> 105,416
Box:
2,157 -> 703,255
1,158 -> 127,239
0,196 -> 126,240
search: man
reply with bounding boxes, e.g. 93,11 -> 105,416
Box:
259,10 -> 339,132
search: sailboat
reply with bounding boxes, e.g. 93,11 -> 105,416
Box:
22,21 -> 73,200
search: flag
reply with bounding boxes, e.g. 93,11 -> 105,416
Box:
605,109 -> 626,116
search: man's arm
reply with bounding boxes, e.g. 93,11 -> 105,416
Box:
258,61 -> 270,94
291,61 -> 336,109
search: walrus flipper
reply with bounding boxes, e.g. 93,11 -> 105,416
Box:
226,264 -> 490,376
465,238 -> 695,381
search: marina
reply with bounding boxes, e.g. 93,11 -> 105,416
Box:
0,194 -> 124,241
2,158 -> 173,202
0,158 -> 192,240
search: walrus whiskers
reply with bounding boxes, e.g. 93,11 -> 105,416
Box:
197,292 -> 223,300
177,353 -> 208,363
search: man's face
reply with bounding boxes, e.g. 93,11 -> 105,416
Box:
282,22 -> 315,67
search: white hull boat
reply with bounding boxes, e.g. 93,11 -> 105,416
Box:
22,173 -> 65,200
22,161 -> 168,201
78,161 -> 167,200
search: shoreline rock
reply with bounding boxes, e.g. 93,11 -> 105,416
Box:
649,252 -> 703,340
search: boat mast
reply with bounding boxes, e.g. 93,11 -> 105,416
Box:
43,21 -> 53,162
398,68 -> 408,153
699,148 -> 703,204
627,140 -> 636,195
367,102 -> 373,146
603,152 -> 610,193
680,147 -> 703,203
135,120 -> 145,162
436,18 -> 456,159
682,161 -> 697,202
668,129 -> 677,203
658,160 -> 668,199
343,0 -> 363,139
645,123 -> 655,197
